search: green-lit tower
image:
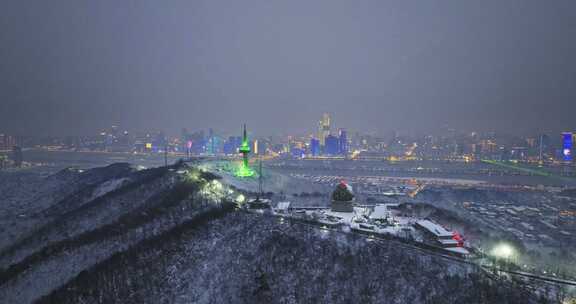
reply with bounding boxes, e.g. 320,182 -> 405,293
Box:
236,124 -> 255,177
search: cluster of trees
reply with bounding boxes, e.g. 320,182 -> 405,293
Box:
37,202 -> 236,304
5,162 -> 566,304
0,175 -> 200,287
0,162 -> 235,302
36,209 -> 564,304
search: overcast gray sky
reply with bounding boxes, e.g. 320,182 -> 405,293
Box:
1,0 -> 575,136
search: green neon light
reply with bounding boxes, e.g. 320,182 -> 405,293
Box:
239,140 -> 250,153
482,160 -> 551,177
482,159 -> 576,184
235,124 -> 254,177
235,163 -> 255,177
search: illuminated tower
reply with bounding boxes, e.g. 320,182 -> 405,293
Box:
318,113 -> 331,147
562,132 -> 573,162
236,124 -> 254,177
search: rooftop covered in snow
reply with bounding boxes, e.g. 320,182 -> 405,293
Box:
416,220 -> 453,238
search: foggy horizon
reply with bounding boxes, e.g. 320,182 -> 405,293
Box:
1,0 -> 575,137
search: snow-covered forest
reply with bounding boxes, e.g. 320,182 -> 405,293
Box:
0,163 -> 555,303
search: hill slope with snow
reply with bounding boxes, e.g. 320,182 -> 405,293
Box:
0,163 -> 550,304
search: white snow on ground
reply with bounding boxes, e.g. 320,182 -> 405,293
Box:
204,162 -> 329,195
89,177 -> 129,200
0,175 -> 172,266
315,206 -> 415,236
0,171 -> 79,251
0,194 -> 220,304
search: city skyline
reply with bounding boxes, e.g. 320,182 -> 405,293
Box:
1,1 -> 576,136
3,117 -> 575,165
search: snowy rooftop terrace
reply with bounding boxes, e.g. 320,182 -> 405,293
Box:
416,220 -> 453,238
369,204 -> 398,220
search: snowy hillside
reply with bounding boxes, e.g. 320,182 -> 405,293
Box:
38,212 -> 538,304
0,162 -> 551,304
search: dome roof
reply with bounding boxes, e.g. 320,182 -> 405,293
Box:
332,181 -> 354,202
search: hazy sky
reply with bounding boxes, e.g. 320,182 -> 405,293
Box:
1,0 -> 575,136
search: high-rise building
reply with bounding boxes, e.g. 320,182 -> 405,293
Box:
224,136 -> 241,155
189,130 -> 206,154
562,132 -> 573,162
325,135 -> 339,155
479,139 -> 497,154
338,129 -> 348,156
208,128 -> 215,155
291,147 -> 305,158
252,139 -> 259,155
256,140 -> 267,155
206,135 -> 222,154
152,132 -> 167,152
538,134 -> 551,162
181,128 -> 190,152
318,113 -> 331,147
310,138 -> 320,156
0,134 -> 17,151
12,146 -> 23,167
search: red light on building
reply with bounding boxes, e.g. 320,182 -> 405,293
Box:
452,232 -> 464,247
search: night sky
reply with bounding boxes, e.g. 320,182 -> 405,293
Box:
1,0 -> 575,136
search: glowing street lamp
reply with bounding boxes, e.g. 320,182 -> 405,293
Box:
491,243 -> 516,260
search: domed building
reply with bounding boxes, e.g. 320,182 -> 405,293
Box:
331,181 -> 354,212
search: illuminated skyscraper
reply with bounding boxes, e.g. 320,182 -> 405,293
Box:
338,128 -> 348,156
209,128 -> 215,155
252,139 -> 259,155
223,136 -> 241,155
318,113 -> 331,147
562,132 -> 573,162
325,135 -> 339,155
310,138 -> 320,156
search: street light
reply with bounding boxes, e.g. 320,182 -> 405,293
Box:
491,243 -> 515,259
491,243 -> 517,267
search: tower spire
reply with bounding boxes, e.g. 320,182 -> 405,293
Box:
236,123 -> 254,177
